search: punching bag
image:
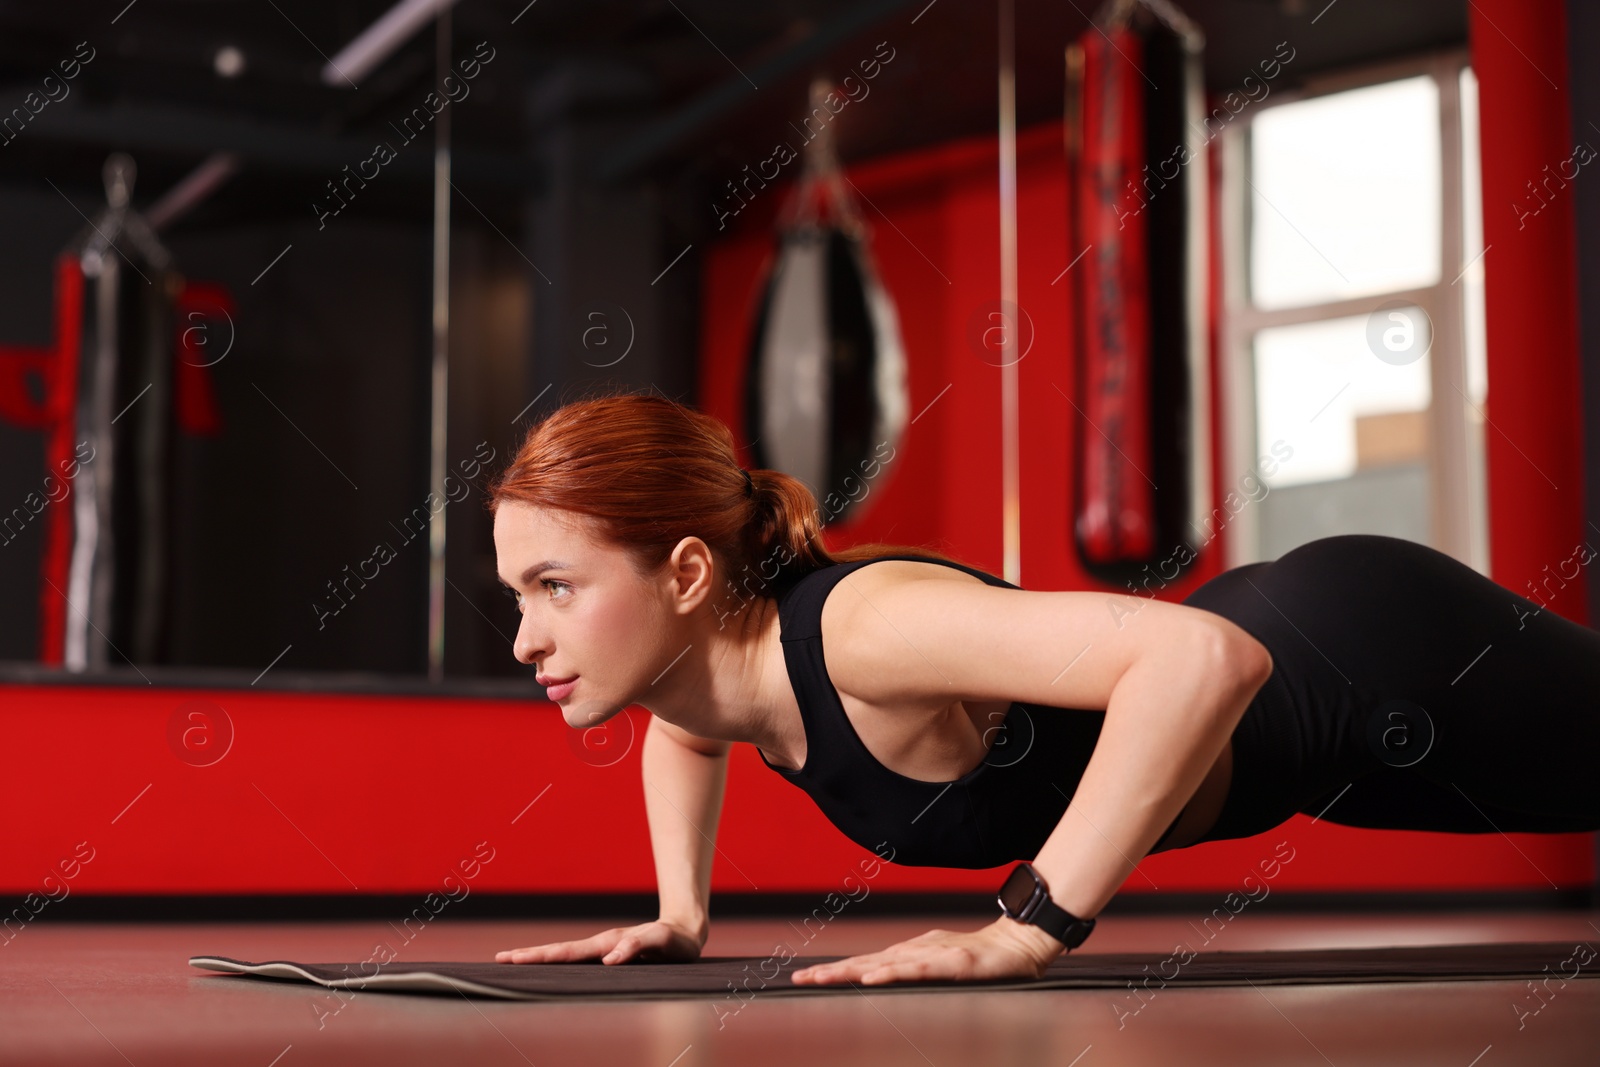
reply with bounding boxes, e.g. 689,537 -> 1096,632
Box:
742,78 -> 908,527
1066,0 -> 1209,575
63,154 -> 180,669
0,155 -> 229,666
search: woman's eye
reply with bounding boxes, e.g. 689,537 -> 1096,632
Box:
501,586 -> 524,611
541,579 -> 571,600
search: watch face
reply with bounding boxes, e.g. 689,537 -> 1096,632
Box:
998,864 -> 1043,917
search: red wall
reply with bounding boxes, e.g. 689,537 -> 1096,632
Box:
1,685 -> 1591,898
1,0 -> 1591,902
1469,0 -> 1589,616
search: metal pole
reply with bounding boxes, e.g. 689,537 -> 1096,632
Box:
999,0 -> 1021,586
426,7 -> 452,681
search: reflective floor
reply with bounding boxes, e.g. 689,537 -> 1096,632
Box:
3,911 -> 1598,1066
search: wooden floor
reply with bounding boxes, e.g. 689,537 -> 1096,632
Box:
3,911 -> 1597,1065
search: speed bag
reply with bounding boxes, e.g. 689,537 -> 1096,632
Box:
741,224 -> 908,526
1069,15 -> 1206,571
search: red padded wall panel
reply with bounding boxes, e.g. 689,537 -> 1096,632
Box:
0,685 -> 1592,897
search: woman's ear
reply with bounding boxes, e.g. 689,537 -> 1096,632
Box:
664,536 -> 719,614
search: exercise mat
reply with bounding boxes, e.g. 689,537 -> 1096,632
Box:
190,941 -> 1597,1002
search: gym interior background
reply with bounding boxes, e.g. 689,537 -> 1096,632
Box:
2,0 -> 1597,921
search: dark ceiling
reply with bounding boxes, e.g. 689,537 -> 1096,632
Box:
0,0 -> 1468,232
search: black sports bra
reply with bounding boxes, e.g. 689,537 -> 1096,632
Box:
757,554 -> 1123,869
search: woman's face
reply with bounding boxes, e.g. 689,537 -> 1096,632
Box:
493,502 -> 668,730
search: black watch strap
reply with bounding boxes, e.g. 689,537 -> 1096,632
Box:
996,862 -> 1096,949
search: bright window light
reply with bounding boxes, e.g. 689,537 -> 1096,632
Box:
1249,75 -> 1441,309
1253,309 -> 1433,488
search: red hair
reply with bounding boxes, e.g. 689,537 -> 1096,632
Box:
487,387 -> 968,599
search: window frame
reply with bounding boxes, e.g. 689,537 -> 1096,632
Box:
1216,46 -> 1487,572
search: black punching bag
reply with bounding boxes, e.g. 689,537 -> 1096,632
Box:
63,154 -> 179,669
742,79 -> 908,526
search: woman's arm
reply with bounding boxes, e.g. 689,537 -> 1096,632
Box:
494,717 -> 725,966
1010,626 -> 1270,959
796,626 -> 1270,984
642,715 -> 733,947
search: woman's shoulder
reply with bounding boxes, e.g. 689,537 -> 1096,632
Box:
777,555 -> 998,646
813,557 -> 998,658
792,555 -> 998,616
841,556 -> 999,590
804,553 -> 1005,592
813,558 -> 1012,774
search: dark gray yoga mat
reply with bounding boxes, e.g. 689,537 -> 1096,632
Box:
190,941 -> 1598,1001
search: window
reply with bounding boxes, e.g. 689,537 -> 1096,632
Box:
1218,50 -> 1488,572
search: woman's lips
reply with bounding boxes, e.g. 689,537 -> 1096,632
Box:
545,678 -> 578,701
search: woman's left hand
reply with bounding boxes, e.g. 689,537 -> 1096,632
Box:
790,917 -> 1065,986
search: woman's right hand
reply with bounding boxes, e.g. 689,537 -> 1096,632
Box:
494,918 -> 705,965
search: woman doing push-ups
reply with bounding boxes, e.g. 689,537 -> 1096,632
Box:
485,392 -> 1600,987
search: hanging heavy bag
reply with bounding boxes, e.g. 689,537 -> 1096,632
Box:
1066,0 -> 1209,575
61,154 -> 180,669
741,78 -> 908,530
0,155 -> 231,667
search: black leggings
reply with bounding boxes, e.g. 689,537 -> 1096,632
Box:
1180,534 -> 1600,841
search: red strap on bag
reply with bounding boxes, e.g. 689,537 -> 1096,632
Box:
38,255 -> 85,664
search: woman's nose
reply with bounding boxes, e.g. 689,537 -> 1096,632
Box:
513,616 -> 546,665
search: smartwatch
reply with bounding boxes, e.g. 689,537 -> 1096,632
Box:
996,862 -> 1096,950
